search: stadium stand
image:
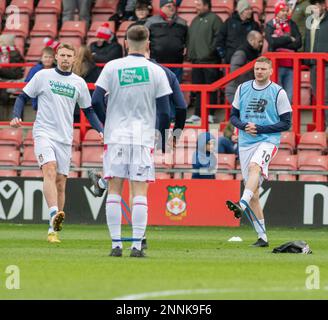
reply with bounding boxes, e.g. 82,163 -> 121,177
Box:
70,150 -> 81,178
92,0 -> 118,15
35,0 -> 62,16
0,128 -> 22,148
25,37 -> 48,61
88,20 -> 115,38
297,132 -> 327,156
2,13 -> 30,40
216,153 -> 235,180
279,131 -> 296,155
59,21 -> 87,40
269,153 -> 298,181
23,129 -> 34,147
298,154 -> 328,182
30,14 -> 58,38
0,146 -> 20,177
155,150 -> 174,179
8,0 -> 34,15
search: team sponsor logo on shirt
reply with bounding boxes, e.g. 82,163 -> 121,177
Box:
165,186 -> 187,221
49,80 -> 76,98
118,67 -> 150,87
245,98 -> 268,120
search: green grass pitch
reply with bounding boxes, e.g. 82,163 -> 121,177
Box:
0,223 -> 327,300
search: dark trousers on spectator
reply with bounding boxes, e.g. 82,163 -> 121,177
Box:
191,66 -> 221,117
62,0 -> 92,27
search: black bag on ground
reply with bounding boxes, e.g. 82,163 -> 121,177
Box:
272,241 -> 312,254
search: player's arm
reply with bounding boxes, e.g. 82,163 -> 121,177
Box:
91,86 -> 107,125
10,92 -> 31,127
229,85 -> 247,130
171,76 -> 187,135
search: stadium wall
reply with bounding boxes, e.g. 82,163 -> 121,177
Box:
0,178 -> 327,227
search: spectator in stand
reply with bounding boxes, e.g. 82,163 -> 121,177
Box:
216,0 -> 260,64
289,0 -> 311,51
186,0 -> 223,124
62,0 -> 92,28
225,31 -> 263,104
73,45 -> 101,122
25,47 -> 56,111
265,1 -> 302,103
129,0 -> 153,25
192,132 -> 217,179
145,0 -> 188,83
218,122 -> 238,155
89,22 -> 123,64
0,34 -> 24,110
304,0 -> 328,126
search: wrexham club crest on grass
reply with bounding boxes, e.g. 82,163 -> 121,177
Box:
166,186 -> 187,221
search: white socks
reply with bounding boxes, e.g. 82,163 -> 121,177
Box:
132,196 -> 148,250
106,194 -> 122,249
254,219 -> 267,242
240,189 -> 254,210
48,206 -> 58,234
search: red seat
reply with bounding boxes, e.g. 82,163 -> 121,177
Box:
81,146 -> 103,166
265,0 -> 278,12
264,12 -> 274,23
71,150 -> 81,167
216,153 -> 235,180
301,71 -> 311,86
21,146 -> 37,166
23,129 -> 34,147
58,37 -> 82,49
175,128 -> 199,149
173,147 -> 195,166
300,87 -> 311,106
116,21 -> 134,38
216,12 -> 230,22
0,128 -> 23,148
30,14 -> 58,38
59,21 -> 87,39
249,0 -> 263,15
8,0 -> 34,15
20,170 -> 43,177
298,154 -> 328,171
91,13 -> 113,22
269,153 -> 297,181
35,0 -> 62,16
0,1 -> 5,15
88,21 -> 115,38
280,131 -> 295,154
179,13 -> 196,26
299,174 -> 327,182
26,37 -> 46,61
82,129 -> 103,146
0,146 -> 20,167
0,170 -> 18,177
3,14 -> 29,39
297,132 -> 327,155
213,0 -> 234,14
92,0 -> 119,14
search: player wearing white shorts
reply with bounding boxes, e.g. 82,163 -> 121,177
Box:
10,43 -> 103,243
227,56 -> 292,247
92,25 -> 172,257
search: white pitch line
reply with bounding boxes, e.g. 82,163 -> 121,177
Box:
113,286 -> 324,300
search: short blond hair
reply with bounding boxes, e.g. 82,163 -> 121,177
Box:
56,43 -> 76,55
255,56 -> 272,67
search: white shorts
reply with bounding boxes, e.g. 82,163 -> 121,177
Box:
103,144 -> 155,182
34,136 -> 71,176
239,142 -> 278,184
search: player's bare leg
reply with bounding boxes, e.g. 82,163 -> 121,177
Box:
129,181 -> 148,257
42,161 -> 62,242
106,178 -> 124,257
56,174 -> 67,211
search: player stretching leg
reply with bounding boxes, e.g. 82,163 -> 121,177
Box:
226,57 -> 292,247
92,25 -> 172,257
10,44 -> 103,243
